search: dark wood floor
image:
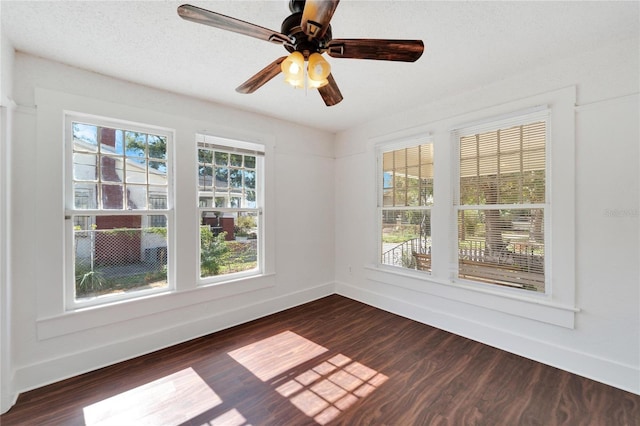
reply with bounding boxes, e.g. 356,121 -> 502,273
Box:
1,295 -> 639,425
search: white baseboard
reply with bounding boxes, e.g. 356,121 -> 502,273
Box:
0,387 -> 17,415
335,281 -> 640,396
10,282 -> 335,408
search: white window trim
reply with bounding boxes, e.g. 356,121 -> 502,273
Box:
368,86 -> 577,328
34,88 -> 277,340
64,112 -> 176,310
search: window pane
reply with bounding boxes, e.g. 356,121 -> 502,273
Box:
99,127 -> 120,155
125,132 -> 146,158
149,160 -> 167,181
199,165 -> 213,191
229,169 -> 242,190
230,154 -> 243,167
127,185 -> 148,210
381,209 -> 431,271
148,135 -> 167,160
74,183 -> 98,209
73,123 -> 98,153
457,208 -> 544,292
216,167 -> 229,189
245,190 -> 256,208
198,149 -> 213,163
215,152 -> 228,166
102,184 -> 124,209
149,214 -> 167,228
244,169 -> 256,189
74,214 -> 168,300
100,155 -> 122,183
73,153 -> 98,181
199,197 -> 213,208
244,156 -> 256,169
126,159 -> 147,184
382,143 -> 433,208
459,122 -> 545,206
200,211 -> 258,278
149,189 -> 167,210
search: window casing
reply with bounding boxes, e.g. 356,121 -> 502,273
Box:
454,111 -> 549,292
378,140 -> 434,272
65,114 -> 173,308
197,134 -> 264,284
369,89 -> 575,328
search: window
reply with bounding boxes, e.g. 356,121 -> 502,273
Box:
379,140 -> 434,272
455,113 -> 547,292
66,115 -> 172,307
197,135 -> 263,282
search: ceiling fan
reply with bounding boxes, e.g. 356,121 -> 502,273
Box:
177,0 -> 424,106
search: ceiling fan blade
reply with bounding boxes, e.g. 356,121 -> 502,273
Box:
327,39 -> 424,62
236,56 -> 287,94
301,0 -> 340,39
177,4 -> 293,46
318,74 -> 343,107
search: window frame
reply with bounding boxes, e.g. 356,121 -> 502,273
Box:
377,135 -> 434,274
196,133 -> 265,285
452,109 -> 550,293
367,87 -> 577,328
64,112 -> 175,310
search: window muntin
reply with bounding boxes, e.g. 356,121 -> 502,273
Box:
456,119 -> 547,292
67,116 -> 172,307
197,138 -> 263,282
379,142 -> 433,272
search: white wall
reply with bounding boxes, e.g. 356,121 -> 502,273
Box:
3,53 -> 335,411
334,36 -> 640,394
0,28 -> 15,414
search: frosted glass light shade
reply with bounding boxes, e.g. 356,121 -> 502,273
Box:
281,52 -> 305,87
308,53 -> 330,80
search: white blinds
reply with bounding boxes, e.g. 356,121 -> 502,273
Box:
456,117 -> 547,292
459,121 -> 546,205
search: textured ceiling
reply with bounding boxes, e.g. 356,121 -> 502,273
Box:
1,1 -> 638,133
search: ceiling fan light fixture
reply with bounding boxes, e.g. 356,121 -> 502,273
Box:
307,52 -> 331,89
307,77 -> 329,89
281,51 -> 305,87
308,53 -> 330,80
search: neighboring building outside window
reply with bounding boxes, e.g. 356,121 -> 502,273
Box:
197,134 -> 264,283
379,140 -> 434,272
66,114 -> 172,307
455,113 -> 548,292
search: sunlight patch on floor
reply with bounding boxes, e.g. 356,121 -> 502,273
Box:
276,353 -> 388,425
202,408 -> 248,426
227,330 -> 329,381
230,331 -> 387,425
83,367 -> 221,425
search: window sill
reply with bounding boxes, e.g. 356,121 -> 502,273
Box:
365,265 -> 578,328
36,273 -> 276,340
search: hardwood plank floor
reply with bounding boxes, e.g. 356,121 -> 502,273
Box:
1,295 -> 638,425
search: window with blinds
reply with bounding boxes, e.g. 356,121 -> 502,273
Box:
456,117 -> 547,292
380,141 -> 433,272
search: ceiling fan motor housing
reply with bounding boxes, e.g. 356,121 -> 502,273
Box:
289,0 -> 305,13
281,11 -> 332,57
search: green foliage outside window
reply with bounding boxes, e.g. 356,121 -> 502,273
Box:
200,227 -> 229,277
